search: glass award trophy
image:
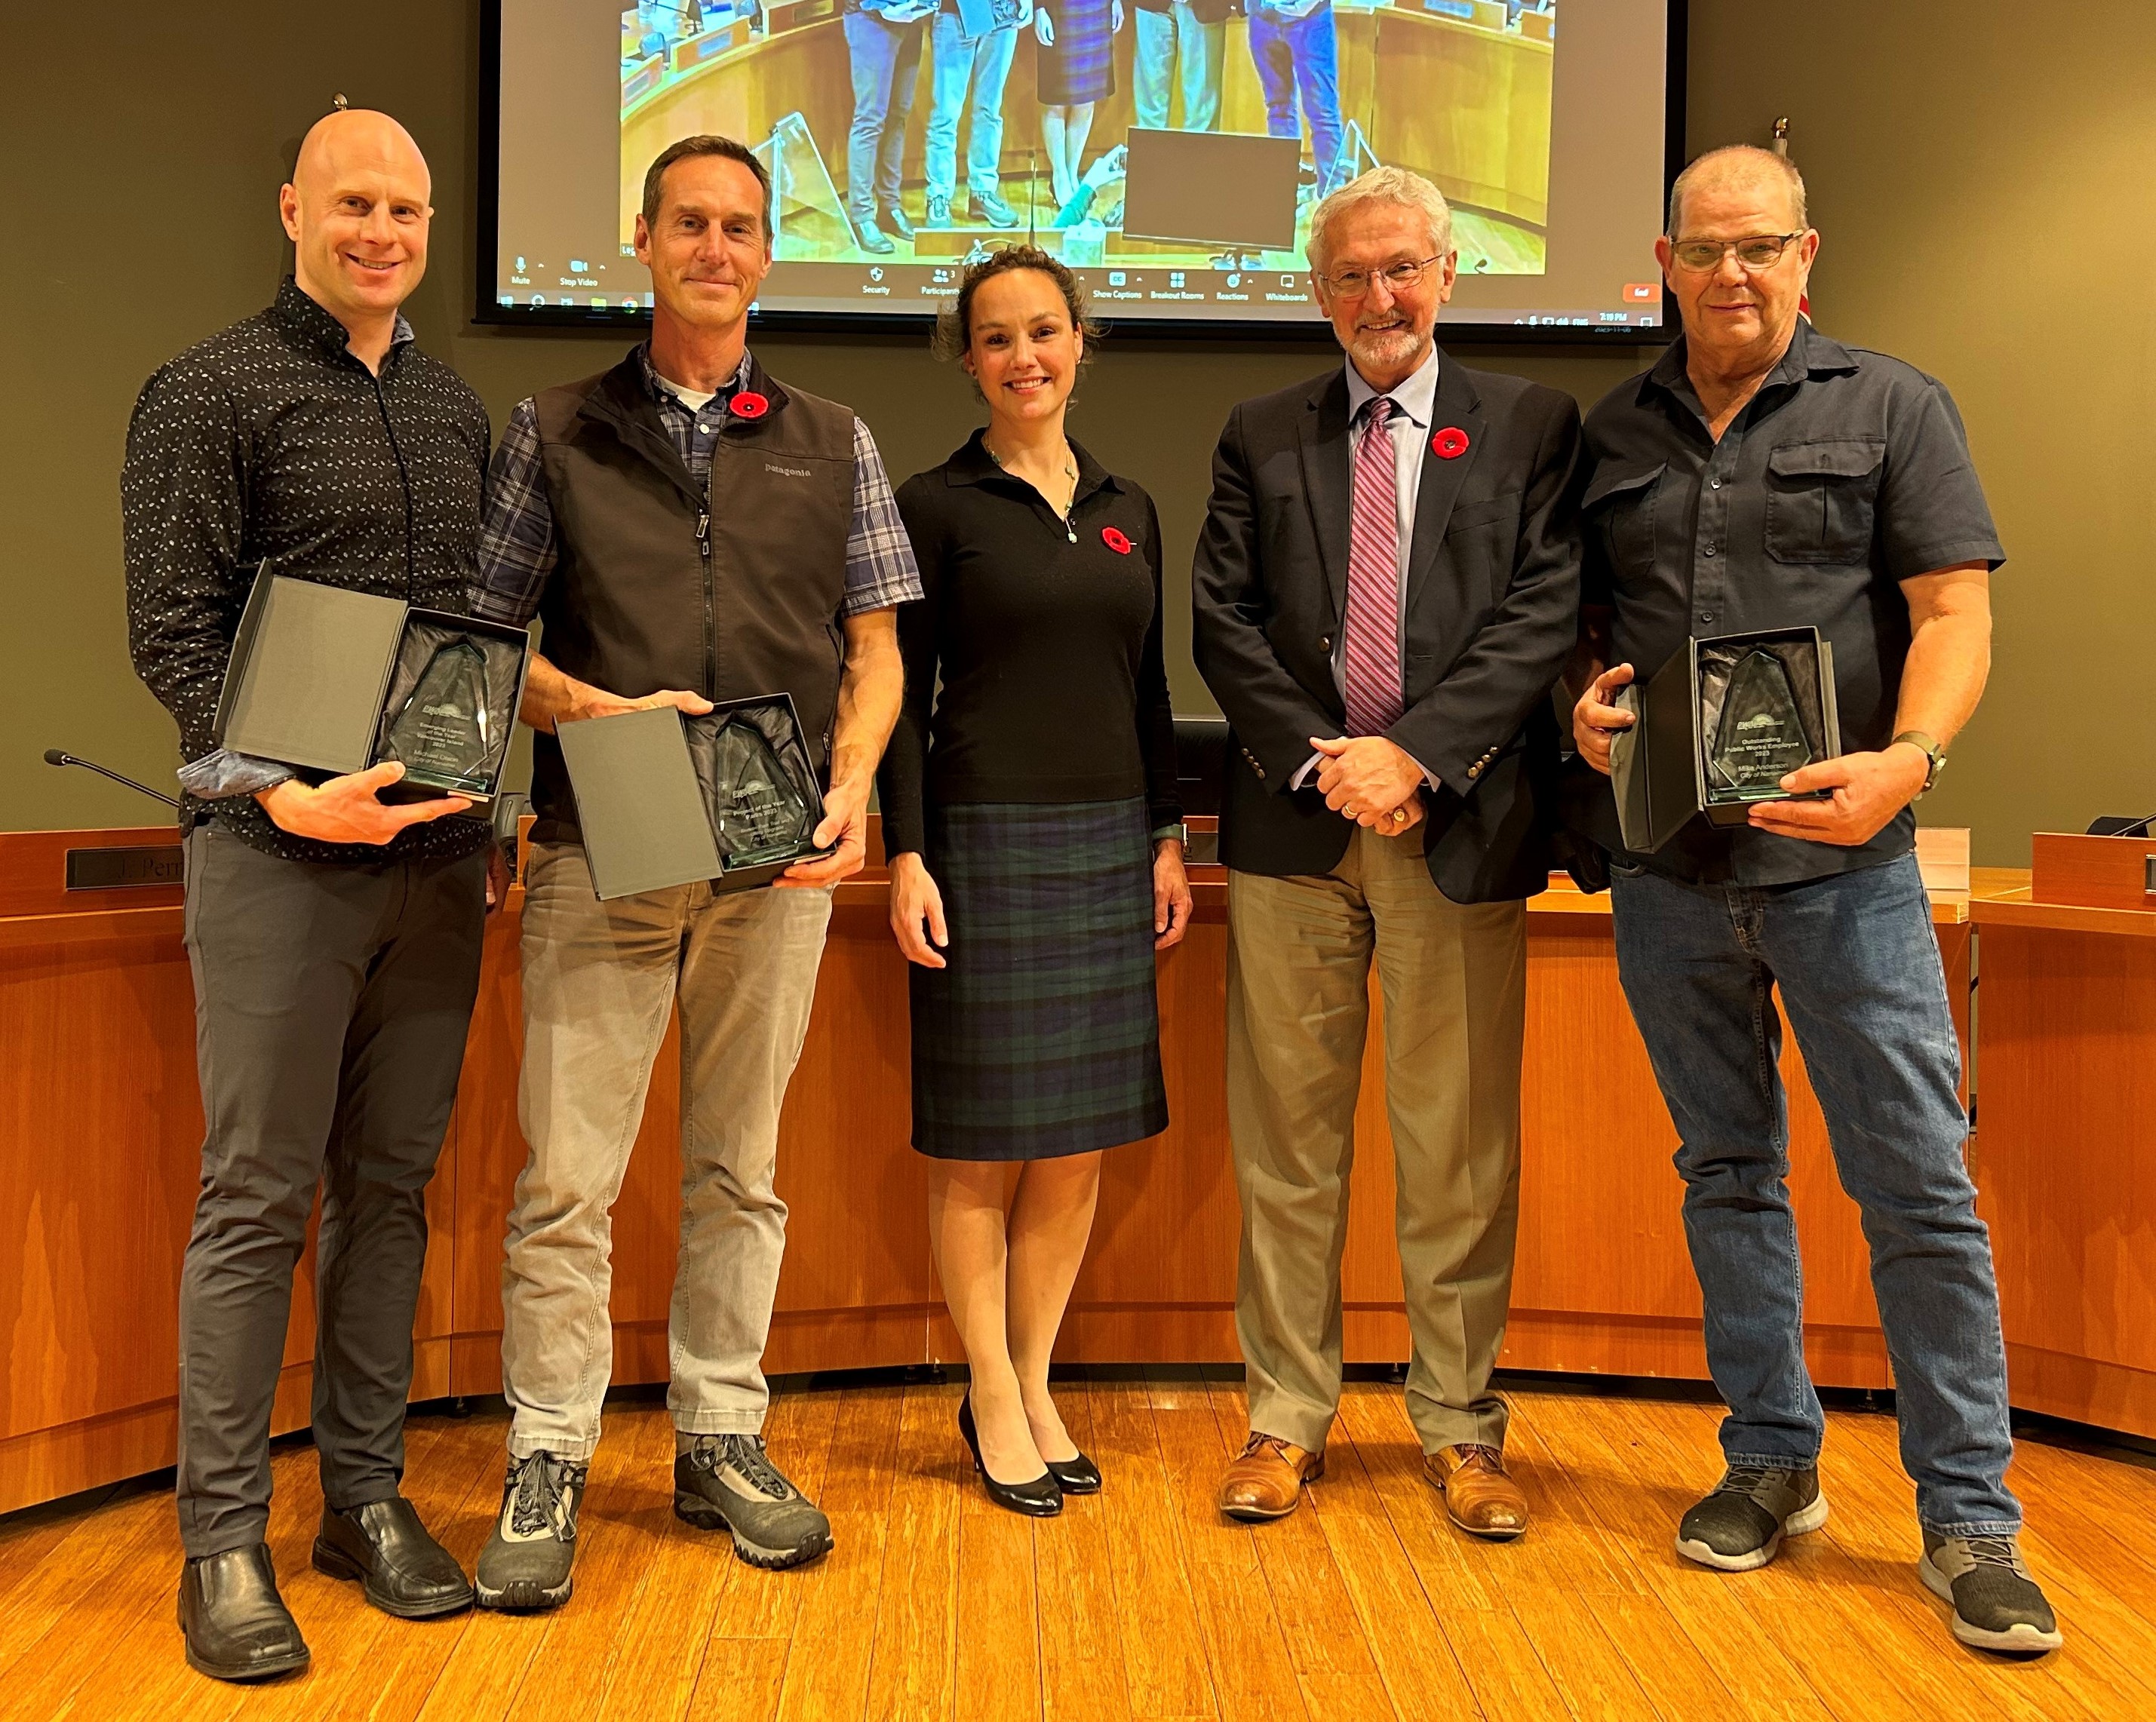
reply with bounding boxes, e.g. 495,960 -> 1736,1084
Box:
381,637 -> 495,794
1706,649 -> 1817,801
709,716 -> 815,867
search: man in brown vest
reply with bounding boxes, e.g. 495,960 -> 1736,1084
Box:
467,136 -> 920,1608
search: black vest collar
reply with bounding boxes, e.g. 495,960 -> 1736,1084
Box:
575,346 -> 798,509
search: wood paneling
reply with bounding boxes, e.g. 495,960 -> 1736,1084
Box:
1971,918 -> 2156,1437
3,821 -> 2138,1516
2029,830 -> 2156,910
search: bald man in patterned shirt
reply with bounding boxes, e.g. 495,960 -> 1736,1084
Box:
123,109 -> 492,1682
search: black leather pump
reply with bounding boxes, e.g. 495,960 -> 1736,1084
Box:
957,1395 -> 1063,1516
1043,1451 -> 1102,1495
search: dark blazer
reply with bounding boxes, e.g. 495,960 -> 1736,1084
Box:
1190,353 -> 1583,903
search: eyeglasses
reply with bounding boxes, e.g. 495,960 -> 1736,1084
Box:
1668,232 -> 1804,273
1315,255 -> 1445,299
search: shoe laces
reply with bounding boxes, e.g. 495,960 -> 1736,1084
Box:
1239,1432 -> 1290,1461
1955,1534 -> 2029,1576
1453,1444 -> 1504,1469
1718,1463 -> 1790,1496
699,1434 -> 791,1500
508,1451 -> 581,1540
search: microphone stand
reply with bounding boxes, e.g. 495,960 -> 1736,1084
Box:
43,749 -> 183,812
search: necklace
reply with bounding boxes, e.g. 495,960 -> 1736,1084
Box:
986,437 -> 1080,543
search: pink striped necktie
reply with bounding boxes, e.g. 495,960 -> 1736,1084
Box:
1343,395 -> 1403,736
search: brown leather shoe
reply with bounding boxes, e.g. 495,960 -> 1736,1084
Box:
1218,1432 -> 1324,1522
1426,1444 -> 1529,1539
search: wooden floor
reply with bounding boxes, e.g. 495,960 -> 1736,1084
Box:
4,1374 -> 2154,1721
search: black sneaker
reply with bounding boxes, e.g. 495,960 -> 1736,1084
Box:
925,193 -> 952,227
1919,1533 -> 2063,1655
475,1450 -> 586,1611
674,1435 -> 834,1570
1675,1463 -> 1829,1571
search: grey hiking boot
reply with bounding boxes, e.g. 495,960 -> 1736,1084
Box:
1675,1463 -> 1829,1571
1919,1532 -> 2063,1655
475,1450 -> 586,1611
674,1434 -> 833,1570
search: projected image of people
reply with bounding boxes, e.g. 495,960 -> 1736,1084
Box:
613,0 -> 1560,268
501,0 -> 1663,328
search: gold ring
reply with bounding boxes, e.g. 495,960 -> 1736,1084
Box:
1390,807 -> 1406,824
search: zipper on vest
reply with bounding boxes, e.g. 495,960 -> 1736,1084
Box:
697,505 -> 715,699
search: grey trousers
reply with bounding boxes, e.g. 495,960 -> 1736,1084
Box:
177,822 -> 487,1558
501,844 -> 832,1460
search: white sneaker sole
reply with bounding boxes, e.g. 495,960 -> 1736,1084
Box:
1675,1490 -> 1831,1573
1917,1551 -> 2065,1655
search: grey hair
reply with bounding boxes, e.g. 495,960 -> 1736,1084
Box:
1305,167 -> 1454,275
1666,145 -> 1807,237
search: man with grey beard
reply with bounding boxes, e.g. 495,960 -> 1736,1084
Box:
1191,166 -> 1583,1533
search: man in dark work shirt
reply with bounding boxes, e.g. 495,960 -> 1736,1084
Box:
1571,145 -> 2060,1656
122,108 -> 490,1682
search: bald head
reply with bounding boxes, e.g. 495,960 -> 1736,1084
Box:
293,108 -> 432,204
280,108 -> 434,361
1667,145 -> 1806,238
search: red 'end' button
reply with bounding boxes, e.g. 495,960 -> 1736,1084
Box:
1623,282 -> 1660,302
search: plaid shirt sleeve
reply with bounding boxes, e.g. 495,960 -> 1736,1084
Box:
471,397 -> 556,627
842,416 -> 924,615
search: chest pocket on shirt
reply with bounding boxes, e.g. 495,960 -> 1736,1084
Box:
1764,439 -> 1884,565
1582,462 -> 1664,580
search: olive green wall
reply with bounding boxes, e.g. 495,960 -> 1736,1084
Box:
5,2 -> 2148,861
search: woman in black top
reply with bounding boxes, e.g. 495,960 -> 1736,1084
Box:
881,247 -> 1190,1513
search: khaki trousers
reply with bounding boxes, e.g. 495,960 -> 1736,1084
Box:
501,843 -> 832,1460
1227,821 -> 1527,1456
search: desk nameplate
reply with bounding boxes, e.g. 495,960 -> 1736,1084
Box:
66,844 -> 186,891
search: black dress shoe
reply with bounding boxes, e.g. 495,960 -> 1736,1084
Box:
177,1543 -> 309,1683
957,1395 -> 1062,1516
855,219 -> 894,256
880,202 -> 917,240
313,1496 -> 475,1619
1044,1450 -> 1101,1494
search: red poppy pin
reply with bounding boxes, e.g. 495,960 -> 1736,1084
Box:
1101,526 -> 1132,554
731,390 -> 769,419
1433,426 -> 1470,460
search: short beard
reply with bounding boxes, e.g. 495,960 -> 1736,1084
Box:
1349,322 -> 1426,375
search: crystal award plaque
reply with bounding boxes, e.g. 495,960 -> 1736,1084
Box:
380,637 -> 495,794
708,716 -> 815,867
1706,649 -> 1818,802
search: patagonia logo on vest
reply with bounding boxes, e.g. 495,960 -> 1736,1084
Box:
763,461 -> 814,480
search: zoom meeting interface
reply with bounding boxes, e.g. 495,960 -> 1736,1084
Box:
493,0 -> 1670,330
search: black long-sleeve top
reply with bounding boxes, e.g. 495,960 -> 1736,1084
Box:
120,278 -> 492,864
878,431 -> 1181,857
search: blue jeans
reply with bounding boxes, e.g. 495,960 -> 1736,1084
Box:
1608,854 -> 2019,1536
844,8 -> 926,223
1245,2 -> 1347,194
925,13 -> 1018,201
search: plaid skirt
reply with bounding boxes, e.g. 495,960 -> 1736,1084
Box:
1033,0 -> 1118,105
910,798 -> 1167,1160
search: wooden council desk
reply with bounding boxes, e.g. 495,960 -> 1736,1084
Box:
5,822 -> 2136,1518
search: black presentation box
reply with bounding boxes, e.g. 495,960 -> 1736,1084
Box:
1609,627 -> 1841,855
212,566 -> 532,805
555,693 -> 836,901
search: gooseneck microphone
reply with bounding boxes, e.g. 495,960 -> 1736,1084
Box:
44,748 -> 183,812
